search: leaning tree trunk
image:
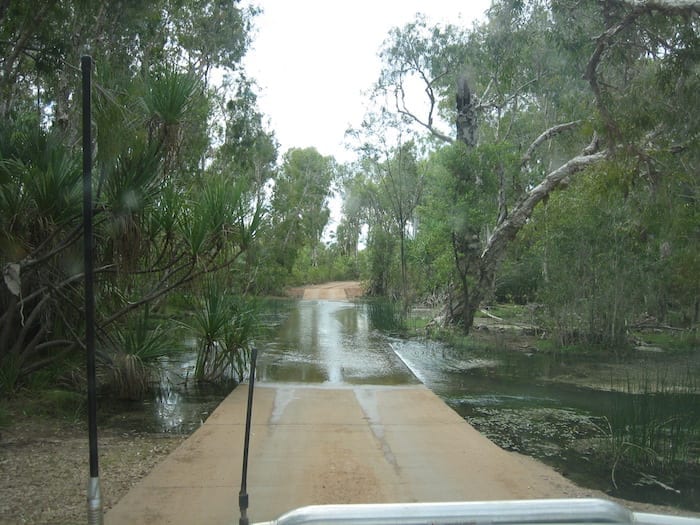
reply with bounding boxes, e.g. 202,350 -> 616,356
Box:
455,148 -> 607,333
445,76 -> 606,333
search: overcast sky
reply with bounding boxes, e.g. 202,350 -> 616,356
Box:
243,1 -> 491,163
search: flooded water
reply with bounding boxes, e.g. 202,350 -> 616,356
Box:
255,299 -> 699,512
256,299 -> 418,386
100,349 -> 237,434
123,297 -> 698,512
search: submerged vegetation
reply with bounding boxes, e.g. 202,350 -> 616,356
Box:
406,302 -> 699,509
183,279 -> 258,383
602,372 -> 700,488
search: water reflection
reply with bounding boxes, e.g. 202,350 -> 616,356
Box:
257,300 -> 418,385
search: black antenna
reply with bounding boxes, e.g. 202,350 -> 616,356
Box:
82,54 -> 103,525
239,347 -> 258,525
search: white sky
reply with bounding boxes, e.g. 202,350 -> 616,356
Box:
243,1 -> 491,163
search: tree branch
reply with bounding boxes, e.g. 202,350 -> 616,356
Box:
482,148 -> 608,270
521,121 -> 582,168
393,86 -> 454,144
584,1 -> 700,145
618,1 -> 700,13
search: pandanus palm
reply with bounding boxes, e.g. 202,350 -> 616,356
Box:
1,68 -> 259,393
184,277 -> 257,383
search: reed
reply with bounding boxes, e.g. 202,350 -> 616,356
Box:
600,369 -> 699,488
366,299 -> 405,333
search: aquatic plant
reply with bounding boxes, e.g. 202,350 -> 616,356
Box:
185,279 -> 258,383
366,299 -> 405,333
599,370 -> 699,490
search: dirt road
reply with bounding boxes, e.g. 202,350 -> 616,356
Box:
287,280 -> 363,300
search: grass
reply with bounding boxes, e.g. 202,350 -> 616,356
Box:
632,330 -> 698,353
0,403 -> 10,428
597,370 -> 700,489
0,389 -> 86,423
366,299 -> 405,333
535,338 -> 626,355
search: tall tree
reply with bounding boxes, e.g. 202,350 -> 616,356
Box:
371,0 -> 699,332
269,147 -> 336,273
0,1 -> 265,390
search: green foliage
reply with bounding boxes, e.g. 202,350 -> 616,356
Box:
1,389 -> 85,422
0,2 -> 266,392
409,141 -> 519,304
534,155 -> 698,347
184,278 -> 258,383
361,0 -> 699,341
365,227 -> 398,297
105,311 -> 177,400
0,403 -> 9,428
634,331 -> 698,354
0,355 -> 21,397
268,147 -> 336,273
291,243 -> 360,285
494,252 -> 541,304
365,299 -> 405,333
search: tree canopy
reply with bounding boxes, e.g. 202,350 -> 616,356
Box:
351,0 -> 699,337
0,1 -> 274,392
1,0 -> 698,393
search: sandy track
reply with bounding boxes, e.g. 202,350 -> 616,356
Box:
288,281 -> 364,300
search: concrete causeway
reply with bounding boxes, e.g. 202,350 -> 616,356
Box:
105,382 -> 592,524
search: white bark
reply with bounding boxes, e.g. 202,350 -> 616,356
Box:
481,150 -> 608,269
521,121 -> 582,168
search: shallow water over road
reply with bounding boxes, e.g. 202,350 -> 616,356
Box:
256,299 -> 418,386
255,299 -> 699,512
117,296 -> 698,512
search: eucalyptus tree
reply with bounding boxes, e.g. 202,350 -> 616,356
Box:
208,75 -> 278,292
336,174 -> 367,260
0,1 -> 256,124
371,0 -> 700,332
354,135 -> 425,300
269,147 -> 336,274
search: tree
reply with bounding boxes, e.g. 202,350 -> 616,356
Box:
370,0 -> 699,332
351,130 -> 424,301
268,147 -> 336,274
0,1 -> 265,392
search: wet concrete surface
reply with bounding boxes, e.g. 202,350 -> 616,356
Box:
257,299 -> 418,386
105,382 -> 594,524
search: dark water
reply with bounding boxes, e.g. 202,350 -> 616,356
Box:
389,337 -> 700,512
99,350 -> 237,434
118,298 -> 699,511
